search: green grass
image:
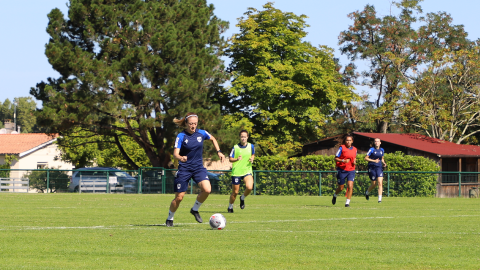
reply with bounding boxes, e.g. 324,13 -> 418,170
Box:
0,194 -> 479,269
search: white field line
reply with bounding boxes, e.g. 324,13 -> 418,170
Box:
0,214 -> 479,231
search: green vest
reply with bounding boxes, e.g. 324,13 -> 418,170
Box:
231,143 -> 253,176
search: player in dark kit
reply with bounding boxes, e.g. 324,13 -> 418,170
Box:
364,138 -> 387,203
165,113 -> 225,227
332,135 -> 357,207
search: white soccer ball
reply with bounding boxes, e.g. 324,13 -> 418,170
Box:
209,213 -> 226,230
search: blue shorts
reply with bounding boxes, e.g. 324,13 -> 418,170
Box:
336,169 -> 355,185
231,174 -> 252,185
174,167 -> 209,193
368,166 -> 384,181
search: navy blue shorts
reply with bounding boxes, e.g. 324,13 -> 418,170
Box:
368,166 -> 384,181
174,167 -> 209,193
336,169 -> 355,185
231,174 -> 252,185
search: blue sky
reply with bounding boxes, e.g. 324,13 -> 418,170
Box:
0,0 -> 478,106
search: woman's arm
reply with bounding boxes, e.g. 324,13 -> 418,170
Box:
173,148 -> 187,162
209,136 -> 225,162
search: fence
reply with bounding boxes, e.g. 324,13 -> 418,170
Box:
0,178 -> 29,193
0,168 -> 479,198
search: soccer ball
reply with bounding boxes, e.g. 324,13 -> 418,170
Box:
209,213 -> 226,230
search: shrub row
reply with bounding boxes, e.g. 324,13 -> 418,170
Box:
217,152 -> 440,197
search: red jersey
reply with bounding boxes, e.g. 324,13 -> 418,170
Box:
335,145 -> 357,171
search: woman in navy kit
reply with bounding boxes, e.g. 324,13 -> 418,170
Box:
364,138 -> 387,203
332,135 -> 357,207
165,113 -> 225,227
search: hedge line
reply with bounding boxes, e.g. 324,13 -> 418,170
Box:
217,152 -> 440,197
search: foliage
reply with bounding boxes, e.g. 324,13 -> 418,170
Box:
56,126 -> 151,170
339,0 -> 470,133
217,151 -> 439,197
25,168 -> 70,193
31,0 -> 229,168
221,2 -> 356,156
0,97 -> 38,133
395,46 -> 480,143
0,155 -> 17,178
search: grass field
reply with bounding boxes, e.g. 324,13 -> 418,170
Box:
0,193 -> 479,269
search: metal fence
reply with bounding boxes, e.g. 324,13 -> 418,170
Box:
0,168 -> 479,198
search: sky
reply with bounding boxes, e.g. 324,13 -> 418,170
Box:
0,0 -> 479,107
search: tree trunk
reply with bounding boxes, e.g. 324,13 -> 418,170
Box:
377,121 -> 388,133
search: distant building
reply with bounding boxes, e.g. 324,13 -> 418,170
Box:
301,132 -> 480,197
0,119 -> 19,134
0,133 -> 74,179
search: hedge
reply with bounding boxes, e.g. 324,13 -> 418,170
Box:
217,152 -> 440,197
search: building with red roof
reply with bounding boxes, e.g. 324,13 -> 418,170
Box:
0,134 -> 73,182
301,132 -> 480,197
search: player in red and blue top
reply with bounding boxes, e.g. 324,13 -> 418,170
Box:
364,138 -> 387,203
332,135 -> 357,207
165,113 -> 225,227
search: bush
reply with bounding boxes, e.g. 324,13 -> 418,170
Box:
235,151 -> 440,197
26,169 -> 70,193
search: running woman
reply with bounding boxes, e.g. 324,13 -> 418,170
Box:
228,130 -> 255,213
332,135 -> 357,207
165,113 -> 225,227
364,138 -> 387,203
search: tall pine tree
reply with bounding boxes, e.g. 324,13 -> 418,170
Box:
31,0 -> 228,168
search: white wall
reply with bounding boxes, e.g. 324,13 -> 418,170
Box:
9,144 -> 74,179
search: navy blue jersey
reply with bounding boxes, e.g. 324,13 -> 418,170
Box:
175,129 -> 211,170
367,147 -> 384,167
229,143 -> 255,158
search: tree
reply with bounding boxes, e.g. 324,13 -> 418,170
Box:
222,2 -> 356,156
56,126 -> 152,170
31,0 -> 228,169
396,46 -> 480,143
0,97 -> 37,133
339,0 -> 469,133
0,155 -> 16,178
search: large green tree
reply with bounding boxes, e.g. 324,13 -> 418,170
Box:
395,46 -> 480,143
339,0 -> 469,133
221,2 -> 355,156
0,97 -> 37,133
31,0 -> 228,168
55,126 -> 151,170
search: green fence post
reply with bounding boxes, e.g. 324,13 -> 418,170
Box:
253,171 -> 256,195
318,172 -> 322,196
190,179 -> 193,194
387,172 -> 390,197
458,172 -> 462,198
46,169 -> 50,193
138,168 -> 143,194
106,171 -> 110,194
162,169 -> 166,194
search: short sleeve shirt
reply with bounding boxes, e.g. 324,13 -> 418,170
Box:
175,129 -> 211,170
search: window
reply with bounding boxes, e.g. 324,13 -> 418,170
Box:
37,162 -> 47,169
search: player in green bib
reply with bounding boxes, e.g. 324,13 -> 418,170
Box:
228,130 -> 255,213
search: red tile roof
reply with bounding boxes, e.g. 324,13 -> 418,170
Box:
0,134 -> 58,155
354,132 -> 480,157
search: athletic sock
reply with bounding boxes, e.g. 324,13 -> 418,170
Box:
240,194 -> 245,200
346,199 -> 351,205
228,204 -> 234,209
167,210 -> 175,221
378,195 -> 382,201
333,193 -> 338,198
366,191 -> 369,195
192,200 -> 202,211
